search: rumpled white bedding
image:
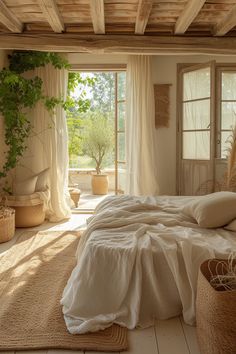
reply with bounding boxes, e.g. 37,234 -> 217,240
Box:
61,195 -> 236,334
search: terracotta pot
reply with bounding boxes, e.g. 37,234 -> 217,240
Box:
91,174 -> 109,195
69,188 -> 81,207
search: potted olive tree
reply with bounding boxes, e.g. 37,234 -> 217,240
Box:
81,111 -> 114,195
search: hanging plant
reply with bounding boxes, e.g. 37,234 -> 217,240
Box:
8,51 -> 69,73
0,51 -> 70,180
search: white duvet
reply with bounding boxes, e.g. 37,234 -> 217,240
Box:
61,195 -> 236,334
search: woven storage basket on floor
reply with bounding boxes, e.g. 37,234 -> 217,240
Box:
6,195 -> 45,228
0,206 -> 15,243
196,259 -> 236,354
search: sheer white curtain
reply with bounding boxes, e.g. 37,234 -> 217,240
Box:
125,55 -> 159,195
16,64 -> 71,222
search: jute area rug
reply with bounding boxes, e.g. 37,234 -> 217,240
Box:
0,230 -> 128,352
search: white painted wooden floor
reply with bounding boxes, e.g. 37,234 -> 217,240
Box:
0,213 -> 200,354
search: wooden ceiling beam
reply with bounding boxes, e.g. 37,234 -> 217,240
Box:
90,0 -> 105,34
213,4 -> 236,36
135,0 -> 154,35
0,0 -> 23,33
175,0 -> 207,34
1,34 -> 236,55
37,0 -> 64,33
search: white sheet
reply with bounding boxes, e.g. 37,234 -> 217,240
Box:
61,195 -> 236,334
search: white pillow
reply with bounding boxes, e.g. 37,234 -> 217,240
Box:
13,175 -> 38,195
225,219 -> 236,232
35,168 -> 49,192
182,191 -> 236,228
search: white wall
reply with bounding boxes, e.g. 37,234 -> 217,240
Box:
69,53 -> 236,195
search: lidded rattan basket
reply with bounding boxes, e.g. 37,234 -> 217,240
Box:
196,259 -> 236,354
0,206 -> 15,243
6,194 -> 45,228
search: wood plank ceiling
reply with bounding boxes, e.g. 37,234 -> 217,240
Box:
1,0 -> 236,36
1,0 -> 236,53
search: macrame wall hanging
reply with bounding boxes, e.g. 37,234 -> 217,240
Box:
154,84 -> 171,128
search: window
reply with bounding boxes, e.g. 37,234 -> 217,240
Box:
217,69 -> 236,158
178,62 -> 236,195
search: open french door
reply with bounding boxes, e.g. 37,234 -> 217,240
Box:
178,61 -> 216,195
115,71 -> 126,194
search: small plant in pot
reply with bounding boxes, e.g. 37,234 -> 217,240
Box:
81,111 -> 114,195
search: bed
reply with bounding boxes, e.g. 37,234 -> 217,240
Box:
60,194 -> 236,334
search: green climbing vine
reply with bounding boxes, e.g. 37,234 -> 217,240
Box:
0,51 -> 71,179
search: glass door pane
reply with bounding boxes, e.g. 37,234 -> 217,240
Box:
183,131 -> 210,160
221,102 -> 236,129
117,163 -> 126,193
115,71 -> 126,194
183,100 -> 210,130
118,72 -> 126,101
118,132 -> 125,161
222,72 -> 236,100
118,101 -> 125,131
183,67 -> 211,101
182,66 -> 211,161
220,71 -> 236,158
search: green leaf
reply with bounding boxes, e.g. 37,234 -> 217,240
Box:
0,50 -> 72,181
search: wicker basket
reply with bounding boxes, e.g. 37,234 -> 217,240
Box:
5,195 -> 45,228
0,206 -> 15,243
196,259 -> 236,354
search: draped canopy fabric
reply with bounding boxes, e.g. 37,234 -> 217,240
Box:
15,64 -> 71,222
125,56 -> 159,196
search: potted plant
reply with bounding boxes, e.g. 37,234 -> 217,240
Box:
0,51 -> 89,223
196,257 -> 236,354
0,51 -> 69,185
81,111 -> 114,195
